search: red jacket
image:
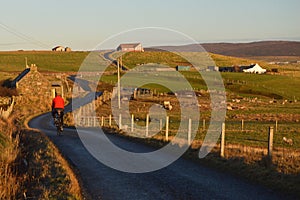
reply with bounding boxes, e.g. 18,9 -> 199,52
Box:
52,95 -> 65,109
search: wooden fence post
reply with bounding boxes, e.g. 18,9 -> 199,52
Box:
119,114 -> 122,130
220,122 -> 225,157
131,114 -> 134,132
79,106 -> 82,118
165,116 -> 169,141
159,119 -> 162,132
268,126 -> 274,158
109,115 -> 112,127
77,113 -> 80,125
241,119 -> 244,131
94,117 -> 96,127
188,118 -> 192,145
146,114 -> 149,137
101,116 -> 104,126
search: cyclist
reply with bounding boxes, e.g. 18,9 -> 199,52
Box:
51,92 -> 65,131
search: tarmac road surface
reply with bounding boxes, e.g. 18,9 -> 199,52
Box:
28,113 -> 294,200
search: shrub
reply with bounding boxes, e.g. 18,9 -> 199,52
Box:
0,80 -> 18,97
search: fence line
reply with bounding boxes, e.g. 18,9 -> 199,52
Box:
73,108 -> 299,159
75,114 -> 287,134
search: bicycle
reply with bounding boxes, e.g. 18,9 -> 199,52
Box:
54,109 -> 63,136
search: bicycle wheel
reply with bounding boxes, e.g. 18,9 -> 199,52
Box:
57,126 -> 61,136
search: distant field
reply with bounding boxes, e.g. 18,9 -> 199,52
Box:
243,56 -> 300,75
0,72 -> 15,81
221,72 -> 300,99
1,50 -> 300,100
244,56 -> 300,62
209,54 -> 300,78
122,51 -> 190,68
121,52 -> 300,100
0,51 -> 89,72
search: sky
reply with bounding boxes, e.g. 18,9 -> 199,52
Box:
0,0 -> 299,51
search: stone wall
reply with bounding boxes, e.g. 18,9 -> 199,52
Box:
13,66 -> 52,121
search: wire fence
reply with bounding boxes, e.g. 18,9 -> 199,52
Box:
74,112 -> 300,149
70,95 -> 300,168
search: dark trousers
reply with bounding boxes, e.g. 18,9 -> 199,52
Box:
52,108 -> 64,124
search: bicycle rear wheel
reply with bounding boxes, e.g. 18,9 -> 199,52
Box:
57,128 -> 61,136
56,118 -> 63,136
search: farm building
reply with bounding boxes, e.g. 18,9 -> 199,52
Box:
52,46 -> 65,51
207,66 -> 219,71
219,66 -> 235,72
243,63 -> 266,74
52,46 -> 72,52
65,47 -> 72,52
176,65 -> 190,71
218,64 -> 266,74
117,43 -> 144,52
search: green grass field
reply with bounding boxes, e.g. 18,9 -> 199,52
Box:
1,50 -> 299,99
0,72 -> 15,81
121,51 -> 190,68
222,73 -> 300,99
0,51 -> 89,72
120,52 -> 300,100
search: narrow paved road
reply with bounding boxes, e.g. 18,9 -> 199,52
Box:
28,113 -> 292,200
103,50 -> 128,70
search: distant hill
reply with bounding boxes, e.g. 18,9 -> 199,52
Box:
201,41 -> 300,57
147,41 -> 300,57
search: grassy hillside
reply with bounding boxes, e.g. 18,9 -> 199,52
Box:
122,51 -> 190,68
202,41 -> 300,56
210,53 -> 264,67
211,53 -> 300,75
0,51 -> 89,72
122,51 -> 294,71
222,73 -> 300,99
120,52 -> 300,100
1,50 -> 299,100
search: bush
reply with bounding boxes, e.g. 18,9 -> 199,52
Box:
0,80 -> 18,97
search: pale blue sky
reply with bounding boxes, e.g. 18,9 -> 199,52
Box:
0,0 -> 299,50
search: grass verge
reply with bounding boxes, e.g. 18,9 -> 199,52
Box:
0,114 -> 83,199
19,128 -> 82,199
0,118 -> 20,200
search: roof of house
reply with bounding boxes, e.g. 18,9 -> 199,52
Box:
11,68 -> 31,87
118,43 -> 141,49
53,46 -> 64,48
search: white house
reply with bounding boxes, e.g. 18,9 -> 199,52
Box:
52,46 -> 65,51
243,63 -> 266,74
117,43 -> 144,52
